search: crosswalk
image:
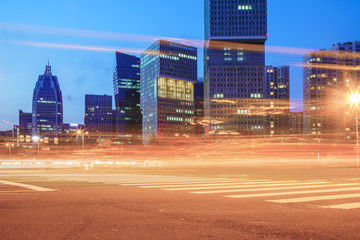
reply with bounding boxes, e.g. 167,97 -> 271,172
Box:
51,174 -> 360,210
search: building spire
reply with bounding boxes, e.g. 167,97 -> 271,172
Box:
45,60 -> 52,75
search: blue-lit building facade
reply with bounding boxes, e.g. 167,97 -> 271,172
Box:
204,0 -> 268,135
194,80 -> 205,135
265,66 -> 290,135
113,52 -> 142,134
303,41 -> 360,140
19,110 -> 33,136
32,64 -> 63,136
84,94 -> 113,136
140,40 -> 197,143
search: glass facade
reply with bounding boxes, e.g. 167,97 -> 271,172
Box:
32,64 -> 63,136
113,52 -> 141,134
19,110 -> 32,135
140,40 -> 197,144
303,41 -> 360,139
205,0 -> 267,40
265,66 -> 290,135
204,0 -> 268,135
157,77 -> 194,101
84,94 -> 113,136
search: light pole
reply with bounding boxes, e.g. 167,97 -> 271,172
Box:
32,136 -> 40,157
356,106 -> 359,169
5,143 -> 11,158
77,130 -> 87,151
349,92 -> 360,168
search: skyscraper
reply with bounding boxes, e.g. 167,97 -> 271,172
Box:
32,63 -> 63,136
204,0 -> 268,135
113,52 -> 142,134
265,66 -> 290,135
303,41 -> 360,139
194,80 -> 205,135
84,94 -> 113,136
140,40 -> 197,144
19,109 -> 32,136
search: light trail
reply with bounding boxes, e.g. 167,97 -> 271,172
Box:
2,22 -> 356,58
12,41 -> 145,55
294,63 -> 360,71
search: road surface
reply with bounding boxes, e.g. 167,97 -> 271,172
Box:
0,166 -> 360,239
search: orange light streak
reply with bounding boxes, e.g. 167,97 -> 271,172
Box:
5,22 -> 360,59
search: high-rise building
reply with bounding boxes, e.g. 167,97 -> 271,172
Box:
290,112 -> 303,135
194,80 -> 205,118
32,63 -> 63,136
204,0 -> 268,135
19,109 -> 32,135
303,41 -> 360,139
84,94 -> 113,136
113,52 -> 142,134
265,66 -> 290,135
194,80 -> 205,135
140,40 -> 197,144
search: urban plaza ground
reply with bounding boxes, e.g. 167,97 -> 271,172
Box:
1,136 -> 360,239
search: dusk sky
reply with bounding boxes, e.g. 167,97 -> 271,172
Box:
1,0 -> 360,131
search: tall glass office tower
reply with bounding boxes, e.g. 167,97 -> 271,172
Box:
204,0 -> 268,135
32,63 -> 63,136
140,40 -> 197,144
303,41 -> 360,140
265,66 -> 290,135
113,52 -> 141,134
84,94 -> 113,136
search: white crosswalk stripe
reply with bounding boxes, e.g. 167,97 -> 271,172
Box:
225,187 -> 360,199
50,174 -> 360,210
268,194 -> 360,204
170,182 -> 330,192
121,180 -> 253,186
328,202 -> 360,209
139,181 -> 298,189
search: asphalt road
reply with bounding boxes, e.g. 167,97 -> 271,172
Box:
1,166 -> 360,240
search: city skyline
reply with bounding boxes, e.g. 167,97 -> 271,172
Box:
1,0 -> 360,131
2,2 -> 360,239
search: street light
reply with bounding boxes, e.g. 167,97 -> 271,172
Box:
349,92 -> 360,168
32,136 -> 40,157
77,130 -> 87,151
5,143 -> 11,158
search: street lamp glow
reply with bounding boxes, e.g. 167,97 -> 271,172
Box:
32,136 -> 40,142
350,92 -> 360,169
350,93 -> 360,105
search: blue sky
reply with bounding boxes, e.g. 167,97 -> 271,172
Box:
1,0 -> 360,130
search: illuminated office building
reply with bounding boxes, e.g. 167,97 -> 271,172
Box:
265,66 -> 290,135
84,94 -> 113,136
113,52 -> 141,134
204,0 -> 268,135
32,63 -> 63,136
194,80 -> 205,135
303,41 -> 360,139
19,109 -> 33,135
140,40 -> 197,143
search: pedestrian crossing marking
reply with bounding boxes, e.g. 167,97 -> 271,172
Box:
139,181 -> 298,189
328,202 -> 360,209
169,181 -> 330,192
0,180 -> 55,192
225,187 -> 360,199
268,193 -> 360,204
49,174 -> 360,210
